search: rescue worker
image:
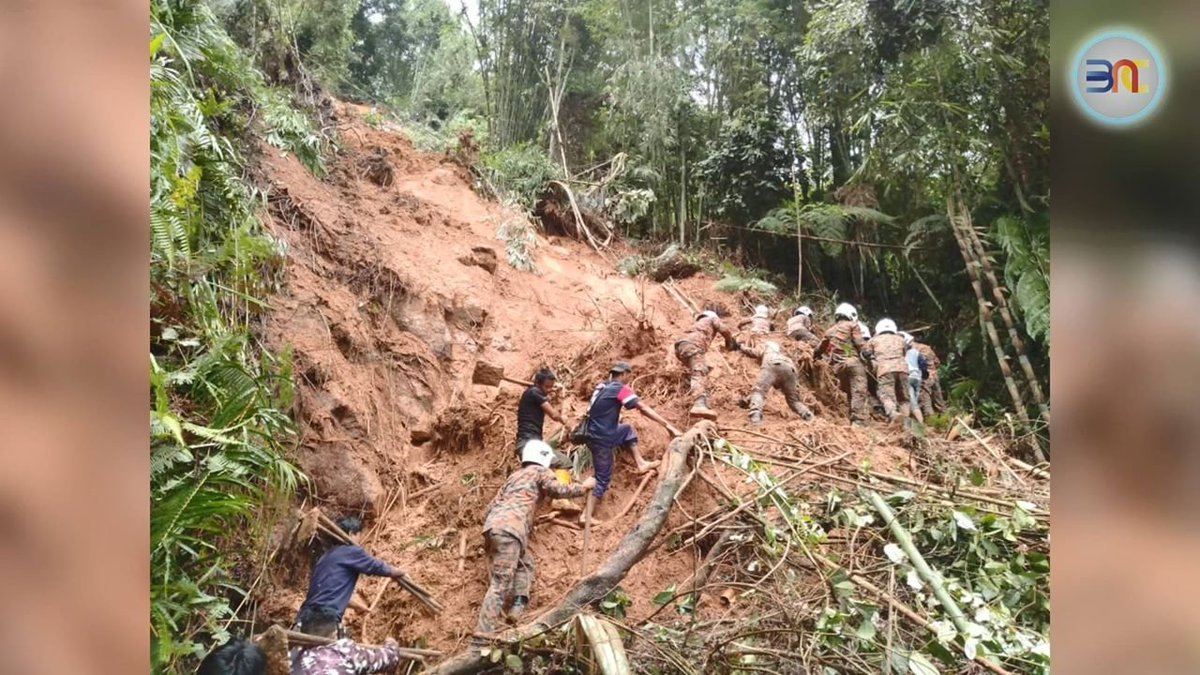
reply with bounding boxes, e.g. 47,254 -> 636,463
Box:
290,606 -> 402,674
583,362 -> 681,501
738,305 -> 774,336
739,341 -> 814,426
911,337 -> 945,417
814,303 -> 868,425
902,332 -> 925,423
295,516 -> 411,638
674,309 -> 740,419
862,319 -> 908,422
474,440 -> 595,641
785,305 -> 820,346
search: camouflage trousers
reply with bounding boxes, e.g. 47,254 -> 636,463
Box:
833,359 -> 869,423
875,371 -> 908,420
919,375 -> 945,417
674,340 -> 709,398
749,361 -> 813,421
474,531 -> 534,637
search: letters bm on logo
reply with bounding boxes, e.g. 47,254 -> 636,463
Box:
1085,59 -> 1149,94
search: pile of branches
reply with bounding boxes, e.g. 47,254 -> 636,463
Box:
619,429 -> 1050,675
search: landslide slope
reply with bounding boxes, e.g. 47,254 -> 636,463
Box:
252,103 -> 1023,654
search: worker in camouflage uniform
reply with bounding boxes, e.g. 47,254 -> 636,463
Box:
673,309 -> 740,419
290,606 -> 402,675
473,440 -> 594,641
785,306 -> 820,346
739,341 -> 814,426
862,319 -> 908,421
814,303 -> 868,425
738,305 -> 774,337
911,338 -> 944,417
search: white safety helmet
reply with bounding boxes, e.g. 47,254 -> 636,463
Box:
901,331 -> 914,346
764,341 -> 781,353
875,318 -> 898,335
859,321 -> 872,339
754,305 -> 769,319
794,305 -> 813,317
698,310 -> 719,321
521,440 -> 554,468
834,302 -> 858,322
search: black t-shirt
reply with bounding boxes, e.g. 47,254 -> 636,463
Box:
516,386 -> 548,442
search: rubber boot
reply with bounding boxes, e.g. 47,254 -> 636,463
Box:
508,596 -> 529,620
689,395 -> 718,420
748,410 -> 764,427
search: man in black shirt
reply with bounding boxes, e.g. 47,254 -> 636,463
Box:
516,369 -> 565,451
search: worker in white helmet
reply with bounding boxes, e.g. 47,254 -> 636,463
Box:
474,440 -> 594,641
814,303 -> 868,425
674,308 -> 739,420
785,305 -> 820,346
738,341 -> 814,425
862,319 -> 908,421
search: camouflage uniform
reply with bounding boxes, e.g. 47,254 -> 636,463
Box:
673,314 -> 732,399
475,464 -> 588,638
913,342 -> 944,416
785,314 -> 820,346
863,332 -> 908,420
290,638 -> 401,675
817,320 -> 868,423
743,345 -> 813,423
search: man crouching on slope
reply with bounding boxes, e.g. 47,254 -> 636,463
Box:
473,440 -> 595,643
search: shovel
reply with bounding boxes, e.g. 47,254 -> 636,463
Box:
471,360 -> 533,388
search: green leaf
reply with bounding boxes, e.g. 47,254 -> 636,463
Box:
968,467 -> 985,487
504,653 -> 523,671
151,33 -> 166,59
653,585 -> 677,606
855,619 -> 877,642
490,647 -> 502,663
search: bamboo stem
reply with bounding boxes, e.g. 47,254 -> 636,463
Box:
864,491 -> 1016,675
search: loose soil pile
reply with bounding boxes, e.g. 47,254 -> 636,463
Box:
250,102 -> 1029,657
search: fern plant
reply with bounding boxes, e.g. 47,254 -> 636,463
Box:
757,202 -> 894,257
150,0 -> 316,669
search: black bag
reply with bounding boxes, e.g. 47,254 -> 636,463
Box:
570,413 -> 591,445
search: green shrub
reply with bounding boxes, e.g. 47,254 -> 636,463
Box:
481,143 -> 559,210
714,274 -> 778,294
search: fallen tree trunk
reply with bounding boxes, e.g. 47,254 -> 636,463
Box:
426,421 -> 718,675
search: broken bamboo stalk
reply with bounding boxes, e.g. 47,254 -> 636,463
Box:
457,531 -> 468,573
865,491 -> 1015,675
959,205 -> 1049,422
1009,456 -> 1049,479
947,197 -> 1045,464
